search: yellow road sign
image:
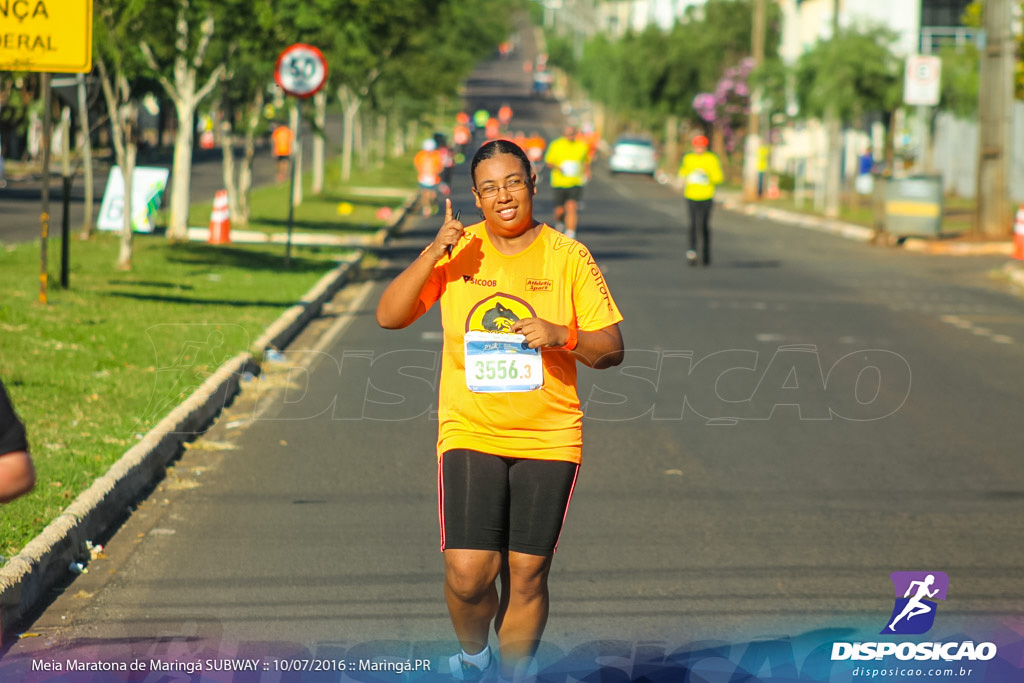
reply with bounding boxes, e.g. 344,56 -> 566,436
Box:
0,0 -> 93,73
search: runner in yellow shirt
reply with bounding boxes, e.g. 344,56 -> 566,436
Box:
677,134 -> 723,265
377,139 -> 624,682
544,124 -> 590,240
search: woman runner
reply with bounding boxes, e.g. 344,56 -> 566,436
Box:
377,140 -> 624,681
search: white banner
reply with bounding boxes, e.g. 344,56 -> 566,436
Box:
97,166 -> 170,233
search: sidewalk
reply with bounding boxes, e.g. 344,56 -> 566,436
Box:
716,189 -> 1024,291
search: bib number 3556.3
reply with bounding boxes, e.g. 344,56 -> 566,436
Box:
464,332 -> 543,393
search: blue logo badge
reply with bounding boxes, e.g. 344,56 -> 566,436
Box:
881,571 -> 949,635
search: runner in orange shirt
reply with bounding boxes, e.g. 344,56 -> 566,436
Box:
377,140 -> 624,681
484,117 -> 501,141
453,123 -> 471,158
271,124 -> 293,182
497,103 -> 513,130
522,132 -> 547,182
414,138 -> 444,216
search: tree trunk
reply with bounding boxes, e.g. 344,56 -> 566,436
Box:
237,92 -> 262,227
665,115 -> 679,174
97,57 -> 138,269
376,115 -> 387,167
338,85 -> 362,182
312,90 -> 326,194
356,112 -> 367,170
823,109 -> 842,218
117,136 -> 137,270
391,115 -> 404,158
77,73 -> 95,239
140,10 -> 224,241
220,117 -> 240,225
167,95 -> 197,241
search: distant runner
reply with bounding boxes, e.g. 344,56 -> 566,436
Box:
415,138 -> 444,217
676,134 -> 723,266
271,124 -> 294,182
544,124 -> 590,240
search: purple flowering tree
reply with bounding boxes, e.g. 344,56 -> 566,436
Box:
692,57 -> 755,154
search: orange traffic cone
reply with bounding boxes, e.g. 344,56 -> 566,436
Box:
1014,205 -> 1024,261
208,190 -> 231,245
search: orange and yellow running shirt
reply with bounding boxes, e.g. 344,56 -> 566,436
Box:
272,126 -> 293,157
414,149 -> 444,186
417,222 -> 623,464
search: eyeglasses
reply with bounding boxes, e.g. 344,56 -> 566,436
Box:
474,178 -> 529,199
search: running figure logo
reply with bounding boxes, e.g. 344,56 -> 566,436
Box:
882,571 -> 949,635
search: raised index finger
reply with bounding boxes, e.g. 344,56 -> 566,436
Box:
444,198 -> 453,222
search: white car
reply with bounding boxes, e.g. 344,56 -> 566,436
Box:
608,137 -> 658,176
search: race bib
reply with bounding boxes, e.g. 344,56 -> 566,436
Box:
559,160 -> 582,177
687,170 -> 710,186
464,332 -> 543,393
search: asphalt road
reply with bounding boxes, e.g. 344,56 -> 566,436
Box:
4,30 -> 1024,683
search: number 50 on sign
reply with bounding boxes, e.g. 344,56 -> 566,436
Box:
275,43 -> 328,98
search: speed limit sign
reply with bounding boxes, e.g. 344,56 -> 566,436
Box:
275,43 -> 328,98
903,54 -> 941,107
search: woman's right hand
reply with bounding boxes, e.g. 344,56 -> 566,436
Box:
429,199 -> 465,261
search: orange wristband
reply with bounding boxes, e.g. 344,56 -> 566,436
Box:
561,325 -> 578,351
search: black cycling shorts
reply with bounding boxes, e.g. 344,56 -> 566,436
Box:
553,186 -> 583,206
438,449 -> 580,556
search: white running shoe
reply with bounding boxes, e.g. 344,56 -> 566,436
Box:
449,652 -> 493,681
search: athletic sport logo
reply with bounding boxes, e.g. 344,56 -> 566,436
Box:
881,571 -> 948,635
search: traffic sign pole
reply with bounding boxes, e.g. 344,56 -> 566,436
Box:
285,104 -> 301,269
904,55 -> 941,176
39,74 -> 52,305
275,44 -> 328,269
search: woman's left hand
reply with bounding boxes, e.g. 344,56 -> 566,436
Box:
511,318 -> 569,349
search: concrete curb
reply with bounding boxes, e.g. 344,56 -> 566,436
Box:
720,194 -> 1022,260
0,193 -> 415,643
901,238 -> 1014,256
722,197 -> 876,243
184,228 -> 391,248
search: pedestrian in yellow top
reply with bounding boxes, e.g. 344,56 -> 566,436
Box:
376,140 -> 624,682
677,134 -> 724,265
544,124 -> 590,240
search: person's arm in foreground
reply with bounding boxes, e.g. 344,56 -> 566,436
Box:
0,450 -> 35,504
512,319 -> 624,370
0,380 -> 35,504
376,199 -> 464,329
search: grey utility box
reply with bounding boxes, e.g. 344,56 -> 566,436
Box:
884,175 -> 944,237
